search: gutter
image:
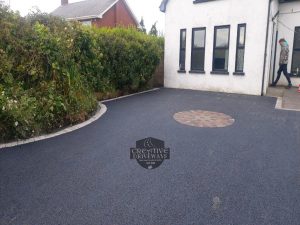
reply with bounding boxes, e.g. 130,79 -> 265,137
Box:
160,0 -> 168,12
66,15 -> 101,21
261,0 -> 272,96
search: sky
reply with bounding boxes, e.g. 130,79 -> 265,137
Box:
2,0 -> 165,32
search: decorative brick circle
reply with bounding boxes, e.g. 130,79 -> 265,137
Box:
173,110 -> 235,128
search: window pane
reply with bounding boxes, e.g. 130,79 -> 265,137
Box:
294,27 -> 300,49
193,29 -> 205,48
236,49 -> 245,71
179,29 -> 186,70
216,28 -> 229,47
81,20 -> 92,26
181,30 -> 186,49
191,49 -> 205,71
213,49 -> 229,70
179,49 -> 186,70
238,26 -> 245,46
291,51 -> 300,76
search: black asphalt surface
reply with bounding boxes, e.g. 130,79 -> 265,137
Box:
1,88 -> 300,225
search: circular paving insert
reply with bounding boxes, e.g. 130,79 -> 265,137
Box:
173,110 -> 235,128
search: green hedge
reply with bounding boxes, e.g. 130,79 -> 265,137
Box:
0,7 -> 163,142
92,27 -> 164,93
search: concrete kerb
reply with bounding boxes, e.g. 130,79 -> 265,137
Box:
0,88 -> 160,150
101,88 -> 160,103
0,103 -> 107,150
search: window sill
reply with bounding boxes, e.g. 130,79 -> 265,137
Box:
178,70 -> 186,73
233,72 -> 245,76
189,70 -> 205,74
193,0 -> 215,4
210,71 -> 229,75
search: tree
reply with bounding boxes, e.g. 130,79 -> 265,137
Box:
149,22 -> 158,36
139,17 -> 146,33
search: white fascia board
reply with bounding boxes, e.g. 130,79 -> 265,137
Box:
66,15 -> 102,21
99,0 -> 119,17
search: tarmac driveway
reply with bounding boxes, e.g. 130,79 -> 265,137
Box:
1,88 -> 300,225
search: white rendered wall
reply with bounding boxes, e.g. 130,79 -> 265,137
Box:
164,0 -> 270,95
275,2 -> 300,87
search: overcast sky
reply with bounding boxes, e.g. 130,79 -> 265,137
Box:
3,0 -> 165,32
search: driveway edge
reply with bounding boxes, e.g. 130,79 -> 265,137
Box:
0,103 -> 107,150
101,88 -> 160,103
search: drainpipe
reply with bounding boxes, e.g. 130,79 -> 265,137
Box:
268,11 -> 279,85
271,11 -> 279,83
272,30 -> 278,83
261,0 -> 272,96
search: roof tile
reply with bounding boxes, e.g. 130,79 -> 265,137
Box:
52,0 -> 117,19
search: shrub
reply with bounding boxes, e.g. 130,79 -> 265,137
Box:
0,86 -> 39,140
0,7 -> 97,142
92,27 -> 163,93
0,6 -> 163,142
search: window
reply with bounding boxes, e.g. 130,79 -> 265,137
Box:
179,29 -> 187,71
191,28 -> 206,72
194,0 -> 217,3
235,24 -> 246,74
81,20 -> 92,26
291,27 -> 300,77
212,25 -> 230,73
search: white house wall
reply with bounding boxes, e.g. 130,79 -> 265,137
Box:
275,2 -> 300,87
164,0 -> 271,95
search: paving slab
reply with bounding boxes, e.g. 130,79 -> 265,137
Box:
267,86 -> 300,111
282,87 -> 300,110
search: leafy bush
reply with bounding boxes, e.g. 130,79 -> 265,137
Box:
0,7 -> 97,142
92,27 -> 164,94
0,86 -> 38,140
0,6 -> 163,142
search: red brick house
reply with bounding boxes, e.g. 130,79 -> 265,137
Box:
52,0 -> 139,28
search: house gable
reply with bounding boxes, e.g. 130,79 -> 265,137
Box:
115,0 -> 138,26
92,0 -> 138,27
52,0 -> 138,25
